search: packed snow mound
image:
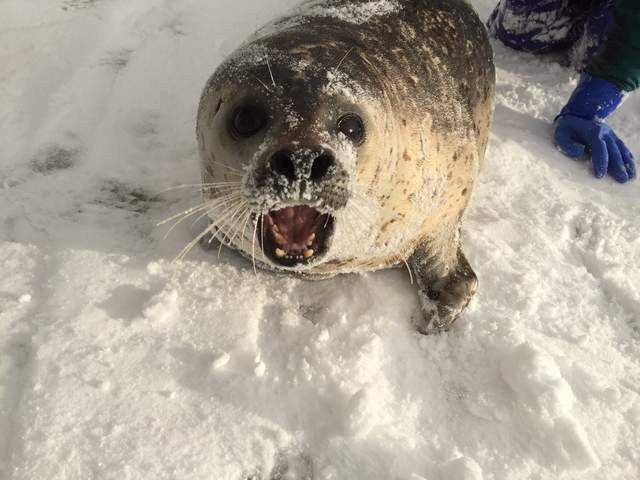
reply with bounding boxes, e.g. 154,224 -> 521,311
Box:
1,0 -> 639,479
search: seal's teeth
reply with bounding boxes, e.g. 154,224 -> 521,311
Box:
304,249 -> 314,258
274,232 -> 286,245
275,248 -> 286,258
306,233 -> 316,246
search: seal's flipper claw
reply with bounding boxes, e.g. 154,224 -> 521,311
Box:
410,243 -> 477,334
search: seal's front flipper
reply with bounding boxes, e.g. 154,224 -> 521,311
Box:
409,244 -> 477,334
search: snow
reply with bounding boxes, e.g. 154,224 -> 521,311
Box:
1,0 -> 639,479
305,0 -> 401,24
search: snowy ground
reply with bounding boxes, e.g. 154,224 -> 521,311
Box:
1,0 -> 639,479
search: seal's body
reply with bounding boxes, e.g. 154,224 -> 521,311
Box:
196,0 -> 495,331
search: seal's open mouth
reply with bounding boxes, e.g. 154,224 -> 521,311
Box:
261,206 -> 334,267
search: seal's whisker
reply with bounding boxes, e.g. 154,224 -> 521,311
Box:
158,192 -> 241,234
238,210 -> 253,253
260,214 -> 265,254
400,255 -> 414,285
346,206 -> 370,232
218,206 -> 249,249
266,57 -> 277,88
344,210 -> 370,247
200,186 -> 244,196
251,213 -> 260,275
221,205 -> 250,254
163,198 -> 242,241
158,191 -> 240,227
201,181 -> 243,187
351,198 -> 388,233
210,161 -> 244,175
163,204 -> 214,240
253,75 -> 272,93
352,190 -> 380,216
205,199 -> 246,245
174,199 -> 245,261
216,203 -> 249,258
353,189 -> 407,219
349,197 -> 378,228
174,222 -> 217,262
158,200 -> 218,227
334,46 -> 354,73
190,192 -> 243,227
327,46 -> 354,89
336,210 -> 359,252
159,181 -> 242,194
217,203 -> 249,243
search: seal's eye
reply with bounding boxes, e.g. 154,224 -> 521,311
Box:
337,114 -> 365,145
231,105 -> 267,138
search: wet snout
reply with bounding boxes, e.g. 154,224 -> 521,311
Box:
267,147 -> 336,187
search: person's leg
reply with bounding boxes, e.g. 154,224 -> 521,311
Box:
488,0 -> 591,54
569,0 -> 618,69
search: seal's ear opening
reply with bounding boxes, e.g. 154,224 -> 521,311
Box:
230,105 -> 267,139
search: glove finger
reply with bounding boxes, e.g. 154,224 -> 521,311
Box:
615,138 -> 636,179
589,138 -> 609,179
604,135 -> 629,183
554,124 -> 586,158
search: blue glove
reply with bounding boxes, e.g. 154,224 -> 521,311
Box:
554,74 -> 636,183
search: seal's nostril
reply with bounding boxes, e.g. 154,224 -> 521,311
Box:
270,150 -> 296,182
310,153 -> 335,181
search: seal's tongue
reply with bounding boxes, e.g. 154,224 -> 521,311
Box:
268,206 -> 321,253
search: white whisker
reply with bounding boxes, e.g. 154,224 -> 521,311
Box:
174,199 -> 245,261
401,256 -> 414,285
239,211 -> 253,253
210,161 -> 244,175
251,214 -> 260,275
206,200 -> 246,244
254,75 -> 272,93
159,192 -> 241,240
174,222 -> 217,262
158,181 -> 242,194
227,207 -> 250,248
267,57 -> 277,88
189,193 -> 243,227
334,47 -> 354,74
260,214 -> 265,254
158,199 -> 218,227
217,203 -> 249,258
327,47 -> 354,89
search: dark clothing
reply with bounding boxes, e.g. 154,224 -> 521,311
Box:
488,0 -> 640,91
587,0 -> 640,91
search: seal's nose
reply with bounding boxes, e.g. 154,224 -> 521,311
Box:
310,152 -> 335,181
270,150 -> 296,182
269,148 -> 335,184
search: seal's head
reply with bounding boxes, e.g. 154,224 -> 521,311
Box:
197,33 -> 402,274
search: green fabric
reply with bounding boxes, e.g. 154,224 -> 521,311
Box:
587,0 -> 640,92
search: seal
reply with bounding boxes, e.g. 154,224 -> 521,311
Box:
194,0 -> 495,333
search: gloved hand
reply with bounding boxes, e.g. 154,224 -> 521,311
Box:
554,73 -> 636,183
